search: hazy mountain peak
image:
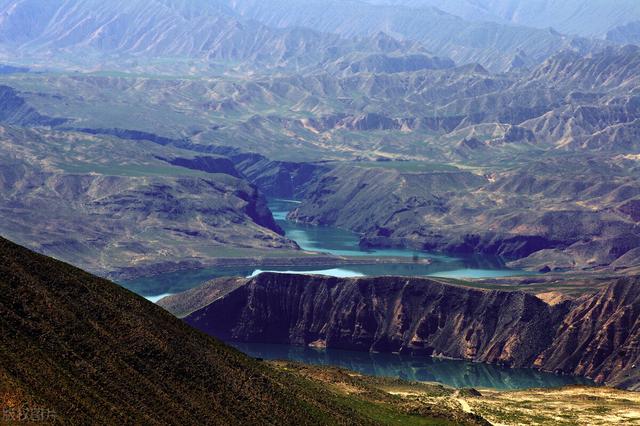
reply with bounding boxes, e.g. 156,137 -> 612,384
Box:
363,0 -> 640,38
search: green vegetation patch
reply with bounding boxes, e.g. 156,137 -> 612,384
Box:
346,161 -> 461,173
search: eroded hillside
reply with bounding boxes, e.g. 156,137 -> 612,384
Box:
165,272 -> 640,390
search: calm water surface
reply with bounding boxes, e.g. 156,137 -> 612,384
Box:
230,342 -> 593,390
265,199 -> 531,280
122,199 -> 532,298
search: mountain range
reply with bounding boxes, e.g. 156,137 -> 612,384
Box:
0,0 -> 615,73
1,44 -> 640,276
223,0 -> 602,71
1,1 -> 640,423
363,0 -> 640,37
0,0 -> 430,74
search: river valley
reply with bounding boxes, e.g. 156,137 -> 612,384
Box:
122,199 -> 530,300
118,201 -> 591,392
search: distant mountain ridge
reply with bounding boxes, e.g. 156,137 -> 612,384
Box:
0,0 -> 447,73
607,20 -> 640,45
224,0 -> 602,71
363,0 -> 640,38
0,0 -> 604,72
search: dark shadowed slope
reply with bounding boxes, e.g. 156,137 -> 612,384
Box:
0,236 -> 412,425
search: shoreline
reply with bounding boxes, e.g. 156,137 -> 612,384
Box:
110,252 -> 433,281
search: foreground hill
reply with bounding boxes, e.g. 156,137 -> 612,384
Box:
163,272 -> 640,390
265,362 -> 640,426
0,236 -> 494,424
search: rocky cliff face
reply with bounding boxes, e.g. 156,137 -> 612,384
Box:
534,278 -> 640,390
228,152 -> 330,199
181,273 -> 640,390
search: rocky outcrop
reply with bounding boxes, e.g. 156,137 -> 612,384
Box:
620,199 -> 640,222
534,278 -> 640,390
346,113 -> 401,131
181,273 -> 640,390
186,146 -> 331,199
158,277 -> 247,318
229,152 -> 330,199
